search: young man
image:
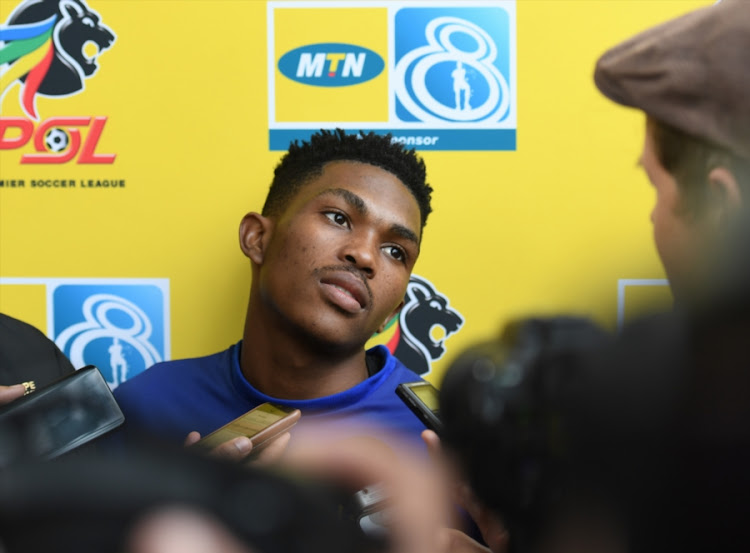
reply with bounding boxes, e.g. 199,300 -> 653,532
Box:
594,0 -> 750,304
113,129 -> 434,455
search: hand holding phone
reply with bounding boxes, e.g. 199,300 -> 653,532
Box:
191,403 -> 301,461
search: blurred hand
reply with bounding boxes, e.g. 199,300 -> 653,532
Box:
128,508 -> 254,553
138,429 -> 451,553
422,430 -> 509,553
0,384 -> 26,406
283,432 -> 452,553
183,431 -> 291,464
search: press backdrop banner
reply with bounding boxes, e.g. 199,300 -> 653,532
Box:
268,1 -> 517,151
1,0 -> 705,386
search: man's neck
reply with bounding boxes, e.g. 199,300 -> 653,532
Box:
240,316 -> 369,400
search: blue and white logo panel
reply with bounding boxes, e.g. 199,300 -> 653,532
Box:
393,7 -> 513,125
51,280 -> 169,389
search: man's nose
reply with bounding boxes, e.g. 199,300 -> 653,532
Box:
341,234 -> 376,277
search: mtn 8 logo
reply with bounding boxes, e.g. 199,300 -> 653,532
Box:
394,12 -> 511,124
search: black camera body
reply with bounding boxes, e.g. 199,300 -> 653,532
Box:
0,443 -> 383,553
439,316 -> 610,550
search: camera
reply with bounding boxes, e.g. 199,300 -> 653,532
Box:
439,316 -> 610,552
0,442 -> 383,553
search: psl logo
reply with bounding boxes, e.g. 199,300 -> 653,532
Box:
394,7 -> 511,124
0,0 -> 115,118
387,276 -> 464,376
0,0 -> 115,163
52,283 -> 168,389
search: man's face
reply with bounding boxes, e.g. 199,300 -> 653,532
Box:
256,160 -> 422,351
640,124 -> 705,296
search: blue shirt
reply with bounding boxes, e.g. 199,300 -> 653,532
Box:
113,343 -> 429,451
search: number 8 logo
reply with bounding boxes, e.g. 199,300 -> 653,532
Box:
394,16 -> 510,123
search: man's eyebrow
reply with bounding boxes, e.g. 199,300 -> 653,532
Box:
316,188 -> 367,214
390,223 -> 420,248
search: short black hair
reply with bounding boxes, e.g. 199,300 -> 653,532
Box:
262,129 -> 433,229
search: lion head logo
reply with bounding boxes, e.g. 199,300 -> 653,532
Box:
0,0 -> 115,119
387,275 -> 464,376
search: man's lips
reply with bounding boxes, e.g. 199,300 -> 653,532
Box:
319,270 -> 371,312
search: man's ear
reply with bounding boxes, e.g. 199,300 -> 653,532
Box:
239,212 -> 273,265
377,301 -> 404,334
707,166 -> 742,223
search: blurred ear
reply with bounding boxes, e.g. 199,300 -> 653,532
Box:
239,212 -> 272,265
377,301 -> 404,333
707,166 -> 742,223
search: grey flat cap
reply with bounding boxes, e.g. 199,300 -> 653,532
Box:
594,0 -> 750,159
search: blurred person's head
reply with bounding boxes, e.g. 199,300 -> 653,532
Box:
641,117 -> 750,299
439,310 -> 750,553
594,0 -> 750,303
566,305 -> 750,553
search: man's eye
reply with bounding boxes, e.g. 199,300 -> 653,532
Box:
384,245 -> 406,263
324,212 -> 349,227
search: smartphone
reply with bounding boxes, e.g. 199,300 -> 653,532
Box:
395,381 -> 442,434
193,403 -> 301,455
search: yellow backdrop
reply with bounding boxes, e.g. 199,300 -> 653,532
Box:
0,0 -> 708,385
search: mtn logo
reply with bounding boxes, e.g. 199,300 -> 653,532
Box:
278,42 -> 384,87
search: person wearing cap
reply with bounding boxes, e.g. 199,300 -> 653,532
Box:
422,4 -> 750,553
587,4 -> 750,552
594,0 -> 750,303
